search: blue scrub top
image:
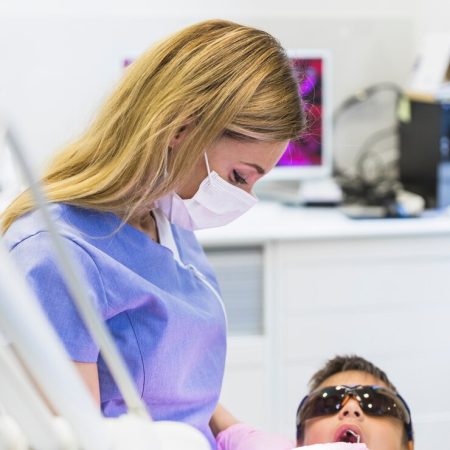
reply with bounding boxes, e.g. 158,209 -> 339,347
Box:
4,203 -> 227,449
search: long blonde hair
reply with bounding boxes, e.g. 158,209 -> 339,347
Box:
2,19 -> 305,232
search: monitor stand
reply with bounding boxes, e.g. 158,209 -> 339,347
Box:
254,177 -> 343,206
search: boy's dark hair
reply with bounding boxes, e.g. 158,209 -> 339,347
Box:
309,354 -> 397,393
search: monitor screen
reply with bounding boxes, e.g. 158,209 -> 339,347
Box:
267,50 -> 331,180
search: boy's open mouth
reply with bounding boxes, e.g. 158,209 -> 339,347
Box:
336,428 -> 362,444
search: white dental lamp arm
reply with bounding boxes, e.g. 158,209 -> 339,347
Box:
1,125 -> 211,450
0,241 -> 210,450
0,242 -> 111,450
5,127 -> 150,420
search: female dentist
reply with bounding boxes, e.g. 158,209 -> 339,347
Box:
1,19 -> 304,449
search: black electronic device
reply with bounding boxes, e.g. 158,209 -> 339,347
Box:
399,99 -> 450,208
437,103 -> 450,208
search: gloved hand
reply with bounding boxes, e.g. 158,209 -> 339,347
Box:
216,423 -> 294,450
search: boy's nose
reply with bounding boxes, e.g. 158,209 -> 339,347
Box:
338,398 -> 364,420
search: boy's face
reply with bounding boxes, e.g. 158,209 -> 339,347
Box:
299,370 -> 408,450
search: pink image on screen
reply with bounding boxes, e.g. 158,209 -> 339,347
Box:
277,58 -> 323,167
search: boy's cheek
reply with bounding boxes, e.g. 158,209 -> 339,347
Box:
301,418 -> 335,445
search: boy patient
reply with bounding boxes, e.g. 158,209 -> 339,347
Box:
296,354 -> 414,450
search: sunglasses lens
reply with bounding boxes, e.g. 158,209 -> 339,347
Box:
359,387 -> 410,423
299,388 -> 343,422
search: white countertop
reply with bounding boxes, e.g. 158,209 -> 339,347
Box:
195,202 -> 450,246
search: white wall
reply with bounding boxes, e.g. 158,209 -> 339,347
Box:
0,0 -> 422,16
415,0 -> 450,35
0,1 -> 447,169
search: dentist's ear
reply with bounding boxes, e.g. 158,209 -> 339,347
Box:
169,125 -> 189,148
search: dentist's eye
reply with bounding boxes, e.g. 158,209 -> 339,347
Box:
232,169 -> 247,185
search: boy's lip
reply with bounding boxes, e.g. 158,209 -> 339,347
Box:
334,424 -> 365,444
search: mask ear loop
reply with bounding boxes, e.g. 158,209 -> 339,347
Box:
204,153 -> 213,182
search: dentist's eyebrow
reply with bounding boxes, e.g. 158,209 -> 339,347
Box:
241,162 -> 265,175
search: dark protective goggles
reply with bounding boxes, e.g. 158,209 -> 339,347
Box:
296,385 -> 413,442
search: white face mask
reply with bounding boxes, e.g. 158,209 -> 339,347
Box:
155,154 -> 258,230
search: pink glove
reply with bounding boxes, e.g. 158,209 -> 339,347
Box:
216,423 -> 295,450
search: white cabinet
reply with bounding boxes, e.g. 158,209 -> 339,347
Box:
197,203 -> 450,449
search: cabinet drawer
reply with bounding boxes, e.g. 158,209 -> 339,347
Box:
205,246 -> 264,335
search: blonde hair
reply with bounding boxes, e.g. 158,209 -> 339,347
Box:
2,19 -> 305,232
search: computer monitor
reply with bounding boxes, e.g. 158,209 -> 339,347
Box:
265,49 -> 332,180
254,50 -> 338,204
